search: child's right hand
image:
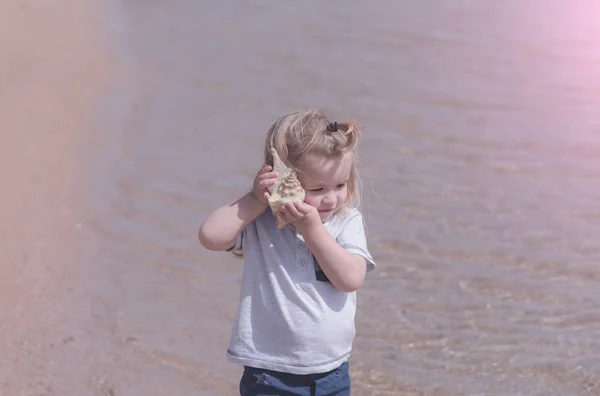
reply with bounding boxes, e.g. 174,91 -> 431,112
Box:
251,164 -> 279,205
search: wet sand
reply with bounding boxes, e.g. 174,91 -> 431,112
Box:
0,3 -> 241,395
0,1 -> 115,393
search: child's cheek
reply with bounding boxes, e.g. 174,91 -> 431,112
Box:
303,194 -> 319,208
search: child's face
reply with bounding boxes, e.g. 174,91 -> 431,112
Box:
298,152 -> 352,221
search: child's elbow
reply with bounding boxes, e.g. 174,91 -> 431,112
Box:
198,224 -> 232,251
337,277 -> 365,293
197,226 -> 214,250
336,257 -> 367,292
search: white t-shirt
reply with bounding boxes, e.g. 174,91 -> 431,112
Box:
226,207 -> 376,375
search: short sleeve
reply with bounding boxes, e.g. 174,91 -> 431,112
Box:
226,229 -> 245,259
337,212 -> 376,272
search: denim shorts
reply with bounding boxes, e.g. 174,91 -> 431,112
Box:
239,361 -> 350,396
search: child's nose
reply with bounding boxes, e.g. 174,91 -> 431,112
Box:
322,192 -> 336,206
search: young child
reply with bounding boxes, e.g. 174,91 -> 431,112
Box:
198,109 -> 376,395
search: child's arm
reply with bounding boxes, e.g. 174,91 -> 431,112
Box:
278,202 -> 368,292
198,164 -> 278,251
198,192 -> 267,251
301,224 -> 367,292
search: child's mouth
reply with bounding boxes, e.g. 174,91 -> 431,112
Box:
318,208 -> 334,214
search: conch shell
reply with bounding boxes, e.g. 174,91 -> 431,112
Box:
267,147 -> 305,228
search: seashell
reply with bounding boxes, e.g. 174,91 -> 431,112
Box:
267,147 -> 305,228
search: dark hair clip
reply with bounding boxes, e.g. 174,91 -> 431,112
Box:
326,121 -> 338,132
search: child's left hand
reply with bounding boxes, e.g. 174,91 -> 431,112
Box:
277,202 -> 320,230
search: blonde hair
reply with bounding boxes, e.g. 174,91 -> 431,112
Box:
263,109 -> 363,211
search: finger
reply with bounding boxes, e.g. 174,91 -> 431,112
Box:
293,202 -> 310,215
277,210 -> 289,224
276,212 -> 290,228
285,202 -> 303,218
263,191 -> 271,201
259,165 -> 273,174
279,205 -> 291,219
259,180 -> 277,191
258,171 -> 278,181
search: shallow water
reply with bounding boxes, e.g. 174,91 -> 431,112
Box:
86,1 -> 600,394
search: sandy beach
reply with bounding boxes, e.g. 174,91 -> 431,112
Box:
0,1 -> 116,393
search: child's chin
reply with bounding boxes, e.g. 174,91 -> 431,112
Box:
318,209 -> 335,220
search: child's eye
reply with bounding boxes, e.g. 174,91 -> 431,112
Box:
309,188 -> 323,192
336,183 -> 347,189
